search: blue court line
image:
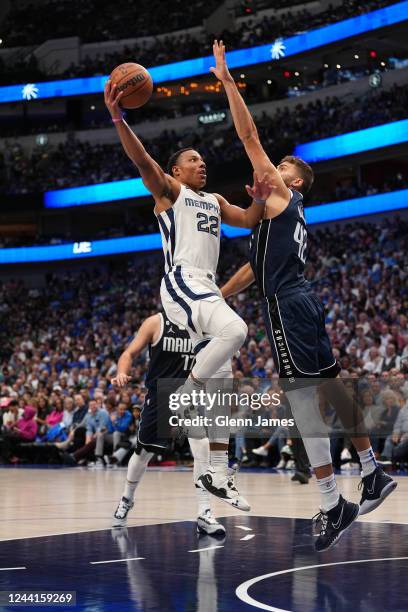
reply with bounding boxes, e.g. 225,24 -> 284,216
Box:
1,190 -> 407,264
0,1 -> 406,103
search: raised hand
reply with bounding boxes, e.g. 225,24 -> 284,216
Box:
111,373 -> 131,388
104,79 -> 124,121
246,172 -> 275,204
210,40 -> 233,83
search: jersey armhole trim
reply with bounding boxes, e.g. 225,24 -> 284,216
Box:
151,313 -> 164,347
264,191 -> 292,221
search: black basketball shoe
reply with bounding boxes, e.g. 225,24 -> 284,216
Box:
313,495 -> 360,552
358,466 -> 397,515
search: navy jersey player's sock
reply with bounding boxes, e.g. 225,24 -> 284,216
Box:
357,447 -> 377,477
316,473 -> 340,512
123,449 -> 153,501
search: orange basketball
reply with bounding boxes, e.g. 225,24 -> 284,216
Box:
110,62 -> 153,109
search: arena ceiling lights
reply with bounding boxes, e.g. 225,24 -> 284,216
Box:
3,190 -> 407,265
0,1 -> 406,104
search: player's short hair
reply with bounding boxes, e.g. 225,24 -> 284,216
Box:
279,155 -> 314,194
166,148 -> 196,175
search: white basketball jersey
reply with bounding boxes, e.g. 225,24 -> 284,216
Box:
156,184 -> 221,274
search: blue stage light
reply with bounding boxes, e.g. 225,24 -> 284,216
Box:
0,2 -> 406,104
295,119 -> 408,163
3,190 -> 407,264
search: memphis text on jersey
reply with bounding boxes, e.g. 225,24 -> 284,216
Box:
185,197 -> 220,214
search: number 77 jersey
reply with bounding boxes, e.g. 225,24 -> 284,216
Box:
249,188 -> 308,298
156,184 -> 221,275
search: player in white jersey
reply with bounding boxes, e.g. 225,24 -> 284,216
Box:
104,83 -> 270,509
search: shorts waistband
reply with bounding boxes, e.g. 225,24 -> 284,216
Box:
168,265 -> 216,282
266,283 -> 312,300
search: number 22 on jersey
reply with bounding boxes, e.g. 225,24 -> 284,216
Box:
196,212 -> 219,237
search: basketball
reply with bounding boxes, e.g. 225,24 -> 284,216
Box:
110,62 -> 153,109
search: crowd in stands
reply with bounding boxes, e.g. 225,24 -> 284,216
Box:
2,84 -> 406,195
0,217 -> 407,468
2,0 -> 220,48
0,0 -> 396,83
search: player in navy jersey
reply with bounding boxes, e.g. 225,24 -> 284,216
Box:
212,40 -> 396,551
111,311 -> 247,534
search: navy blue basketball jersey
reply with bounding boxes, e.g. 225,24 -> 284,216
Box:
144,312 -> 195,396
249,189 -> 308,297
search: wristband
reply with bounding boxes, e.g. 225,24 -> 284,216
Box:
254,197 -> 266,205
112,116 -> 124,124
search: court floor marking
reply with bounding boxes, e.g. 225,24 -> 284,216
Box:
188,545 -> 224,553
235,556 -> 408,612
240,534 -> 256,541
90,557 -> 145,565
0,567 -> 26,571
236,526 -> 253,531
0,514 -> 407,543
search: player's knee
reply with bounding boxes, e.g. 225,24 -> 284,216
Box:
302,437 -> 332,469
224,317 -> 247,348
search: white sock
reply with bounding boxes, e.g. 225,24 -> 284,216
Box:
210,449 -> 228,475
316,473 -> 340,512
195,485 -> 211,516
189,437 -> 211,516
123,449 -> 153,502
358,447 -> 377,477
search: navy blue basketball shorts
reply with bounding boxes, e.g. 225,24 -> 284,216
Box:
136,394 -> 170,454
262,289 -> 340,388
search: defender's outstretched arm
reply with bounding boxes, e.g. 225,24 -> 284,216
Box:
211,41 -> 289,201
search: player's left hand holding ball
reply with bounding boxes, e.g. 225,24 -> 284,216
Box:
111,373 -> 131,387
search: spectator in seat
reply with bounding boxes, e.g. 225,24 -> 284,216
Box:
86,399 -> 113,467
363,347 -> 383,374
0,405 -> 38,463
111,402 -> 132,438
382,402 -> 408,463
2,399 -> 21,431
72,394 -> 88,427
380,390 -> 401,435
45,397 -> 64,428
63,397 -> 75,429
382,343 -> 401,372
252,357 -> 266,378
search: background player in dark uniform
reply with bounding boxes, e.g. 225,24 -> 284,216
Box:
211,40 -> 396,551
111,311 -> 227,536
